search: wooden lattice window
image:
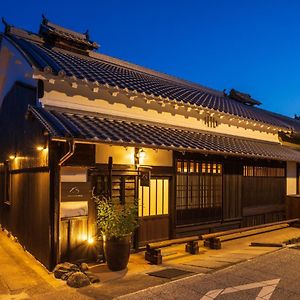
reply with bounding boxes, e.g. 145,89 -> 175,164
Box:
243,166 -> 285,177
176,159 -> 223,224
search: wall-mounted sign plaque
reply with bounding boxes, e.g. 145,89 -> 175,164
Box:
61,182 -> 91,202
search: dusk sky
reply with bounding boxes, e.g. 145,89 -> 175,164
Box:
2,0 -> 300,117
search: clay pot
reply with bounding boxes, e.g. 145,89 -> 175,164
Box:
103,234 -> 131,271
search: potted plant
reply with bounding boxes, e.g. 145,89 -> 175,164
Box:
93,195 -> 138,271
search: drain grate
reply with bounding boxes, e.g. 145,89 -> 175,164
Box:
147,268 -> 194,279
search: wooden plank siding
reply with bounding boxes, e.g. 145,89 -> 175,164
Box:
60,216 -> 90,262
0,82 -> 47,165
4,171 -> 51,268
64,144 -> 95,167
0,82 -> 53,269
138,215 -> 169,246
297,164 -> 300,195
242,177 -> 286,207
222,161 -> 242,221
241,167 -> 286,227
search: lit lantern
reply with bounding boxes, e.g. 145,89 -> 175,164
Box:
139,149 -> 146,162
135,148 -> 146,166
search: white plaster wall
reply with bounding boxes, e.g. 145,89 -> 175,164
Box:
95,144 -> 173,167
41,82 -> 279,143
61,166 -> 88,182
286,161 -> 297,195
0,37 -> 36,108
96,144 -> 135,165
139,148 -> 173,167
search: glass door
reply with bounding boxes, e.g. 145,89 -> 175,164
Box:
138,177 -> 170,246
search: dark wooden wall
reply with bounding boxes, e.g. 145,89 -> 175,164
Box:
64,144 -> 95,167
0,165 -> 5,227
222,161 -> 242,221
242,177 -> 285,207
0,82 -> 47,163
0,82 -> 53,269
242,176 -> 286,226
6,171 -> 51,267
297,163 -> 300,195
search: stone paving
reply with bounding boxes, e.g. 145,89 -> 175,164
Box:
117,248 -> 300,299
0,227 -> 300,299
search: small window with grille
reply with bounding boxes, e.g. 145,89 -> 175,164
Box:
204,115 -> 218,128
243,166 -> 285,177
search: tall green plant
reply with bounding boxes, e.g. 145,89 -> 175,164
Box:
93,195 -> 138,239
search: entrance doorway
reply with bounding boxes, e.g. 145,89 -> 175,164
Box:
138,177 -> 170,246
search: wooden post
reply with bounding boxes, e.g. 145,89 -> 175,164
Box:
49,141 -> 60,269
108,157 -> 113,199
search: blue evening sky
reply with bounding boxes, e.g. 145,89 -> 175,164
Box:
2,0 -> 300,117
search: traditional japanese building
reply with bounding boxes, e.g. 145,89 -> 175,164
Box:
1,18 -> 300,270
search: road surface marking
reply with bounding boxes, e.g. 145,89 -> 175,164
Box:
200,278 -> 280,300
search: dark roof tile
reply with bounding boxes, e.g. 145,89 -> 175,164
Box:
7,33 -> 300,131
28,105 -> 300,162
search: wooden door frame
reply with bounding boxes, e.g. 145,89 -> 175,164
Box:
137,175 -> 173,245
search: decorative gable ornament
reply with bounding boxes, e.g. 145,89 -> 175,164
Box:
39,15 -> 99,54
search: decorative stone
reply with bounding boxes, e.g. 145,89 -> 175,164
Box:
80,262 -> 89,272
84,271 -> 100,284
61,271 -> 75,281
67,272 -> 90,288
53,262 -> 80,279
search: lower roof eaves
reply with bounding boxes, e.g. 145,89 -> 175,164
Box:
28,105 -> 300,163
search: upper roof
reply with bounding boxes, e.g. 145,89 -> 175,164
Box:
2,19 -> 300,132
28,105 -> 300,162
39,15 -> 99,52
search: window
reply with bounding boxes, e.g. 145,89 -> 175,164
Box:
204,115 -> 218,128
176,159 -> 222,225
138,178 -> 169,217
95,175 -> 136,205
243,166 -> 285,177
177,160 -> 222,175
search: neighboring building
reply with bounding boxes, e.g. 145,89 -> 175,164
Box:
1,18 -> 300,269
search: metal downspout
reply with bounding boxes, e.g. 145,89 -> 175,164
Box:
59,139 -> 76,166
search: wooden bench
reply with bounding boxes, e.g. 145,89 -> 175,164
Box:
202,219 -> 299,249
145,236 -> 200,265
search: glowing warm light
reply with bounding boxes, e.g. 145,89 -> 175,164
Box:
36,146 -> 48,151
134,148 -> 147,166
9,155 -> 16,160
139,149 -> 146,160
78,234 -> 88,242
87,237 -> 94,244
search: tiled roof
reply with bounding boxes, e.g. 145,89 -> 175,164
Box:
28,105 -> 300,162
6,31 -> 300,132
39,19 -> 99,50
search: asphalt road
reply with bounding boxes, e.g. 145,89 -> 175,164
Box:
117,247 -> 300,300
